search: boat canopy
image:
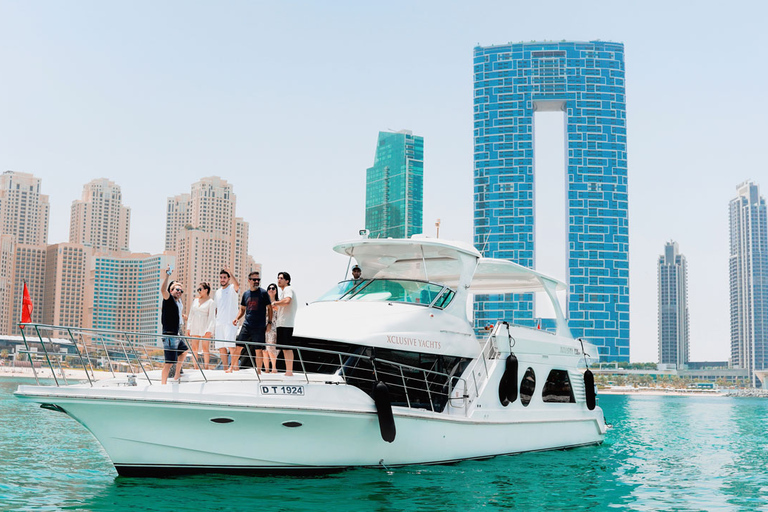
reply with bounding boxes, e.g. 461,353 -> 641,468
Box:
333,237 -> 566,295
465,258 -> 566,294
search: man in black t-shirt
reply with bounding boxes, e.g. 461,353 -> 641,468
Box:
160,266 -> 188,384
234,271 -> 272,372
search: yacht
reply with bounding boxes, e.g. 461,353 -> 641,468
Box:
15,237 -> 607,475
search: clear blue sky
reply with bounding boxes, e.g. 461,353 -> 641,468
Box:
2,1 -> 766,362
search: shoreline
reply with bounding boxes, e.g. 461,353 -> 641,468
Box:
0,366 -> 127,381
599,387 -> 724,397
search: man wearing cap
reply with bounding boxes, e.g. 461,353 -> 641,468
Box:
351,265 -> 362,281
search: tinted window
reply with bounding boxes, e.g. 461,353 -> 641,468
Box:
433,289 -> 455,309
542,369 -> 575,403
520,367 -> 536,406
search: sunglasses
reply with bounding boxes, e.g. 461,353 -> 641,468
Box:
267,287 -> 276,291
175,289 -> 184,294
197,288 -> 203,292
249,278 -> 260,281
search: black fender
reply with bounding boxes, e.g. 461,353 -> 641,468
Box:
373,381 -> 396,443
584,369 -> 596,410
498,353 -> 519,406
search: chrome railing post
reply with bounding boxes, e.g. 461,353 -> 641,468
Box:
186,336 -> 208,383
79,333 -> 98,382
34,325 -> 59,387
399,366 -> 411,408
130,332 -> 154,386
296,347 -> 309,383
423,370 -> 434,412
98,334 -> 116,377
338,353 -> 346,382
67,328 -> 92,387
116,333 -> 135,375
19,325 -> 40,386
54,351 -> 69,386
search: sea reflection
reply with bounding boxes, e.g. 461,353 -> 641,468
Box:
81,446 -> 634,512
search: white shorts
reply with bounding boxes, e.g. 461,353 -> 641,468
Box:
215,323 -> 237,348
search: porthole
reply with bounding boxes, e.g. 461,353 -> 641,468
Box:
520,367 -> 536,407
210,417 -> 234,424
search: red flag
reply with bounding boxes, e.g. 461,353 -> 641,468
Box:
20,282 -> 33,327
537,319 -> 541,330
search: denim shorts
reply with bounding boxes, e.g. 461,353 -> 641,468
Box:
163,336 -> 189,364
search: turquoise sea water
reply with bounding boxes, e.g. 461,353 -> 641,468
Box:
2,378 -> 768,512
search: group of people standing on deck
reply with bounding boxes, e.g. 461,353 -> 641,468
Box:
159,267 -> 297,384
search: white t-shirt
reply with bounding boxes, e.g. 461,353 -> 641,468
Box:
276,285 -> 297,328
214,284 -> 239,341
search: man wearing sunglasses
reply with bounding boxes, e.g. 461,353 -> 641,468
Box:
234,271 -> 272,373
160,266 -> 188,384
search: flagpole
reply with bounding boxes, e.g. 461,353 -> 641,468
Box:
18,280 -> 40,385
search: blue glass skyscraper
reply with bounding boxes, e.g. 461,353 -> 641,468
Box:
366,130 -> 424,239
473,40 -> 629,361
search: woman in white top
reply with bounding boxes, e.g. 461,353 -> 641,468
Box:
187,282 -> 216,369
265,283 -> 280,373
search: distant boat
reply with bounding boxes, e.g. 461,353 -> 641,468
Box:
16,237 -> 607,475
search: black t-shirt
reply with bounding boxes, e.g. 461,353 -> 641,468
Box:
161,296 -> 180,335
241,288 -> 271,329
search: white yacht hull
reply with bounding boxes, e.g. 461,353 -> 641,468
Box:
16,371 -> 606,475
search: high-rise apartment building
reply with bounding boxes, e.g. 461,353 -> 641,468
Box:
0,171 -> 50,246
165,177 -> 255,311
473,41 -> 629,361
365,130 -> 424,239
70,179 -> 130,252
84,252 -> 175,340
43,243 -> 90,335
729,181 -> 768,387
0,171 -> 50,334
9,245 -> 47,334
0,235 -> 15,333
658,241 -> 689,367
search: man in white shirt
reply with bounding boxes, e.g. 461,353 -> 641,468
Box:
272,271 -> 298,376
214,268 -> 239,372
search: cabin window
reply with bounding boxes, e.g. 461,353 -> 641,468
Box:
316,279 -> 450,308
520,367 -> 536,406
432,288 -> 455,309
542,369 -> 575,403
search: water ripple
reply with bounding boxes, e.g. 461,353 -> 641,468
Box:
2,381 -> 768,511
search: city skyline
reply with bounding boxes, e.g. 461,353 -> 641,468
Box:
2,1 -> 767,362
0,170 -> 258,338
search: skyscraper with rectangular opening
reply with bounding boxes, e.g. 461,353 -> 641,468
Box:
365,130 -> 424,239
473,40 -> 629,361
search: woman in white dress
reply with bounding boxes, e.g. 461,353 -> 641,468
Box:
187,282 -> 215,369
265,283 -> 280,373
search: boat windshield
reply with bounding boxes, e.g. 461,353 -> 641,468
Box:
316,279 -> 453,308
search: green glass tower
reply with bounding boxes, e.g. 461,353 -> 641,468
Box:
365,130 -> 424,239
